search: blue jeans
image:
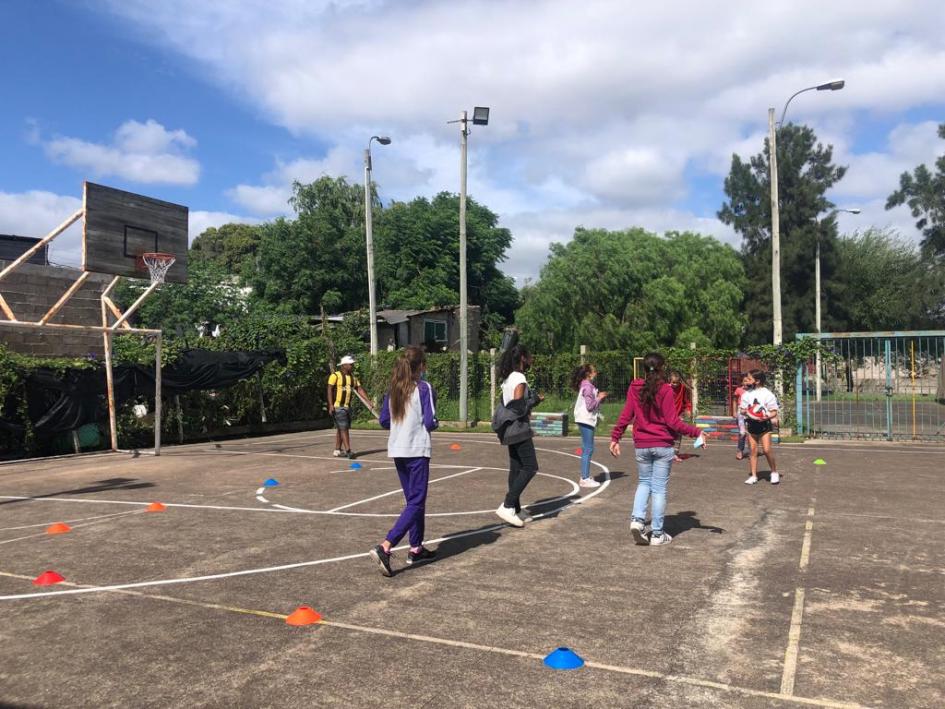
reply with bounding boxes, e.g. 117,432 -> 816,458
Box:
632,447 -> 675,536
578,424 -> 595,479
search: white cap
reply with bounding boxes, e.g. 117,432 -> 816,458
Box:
339,355 -> 356,366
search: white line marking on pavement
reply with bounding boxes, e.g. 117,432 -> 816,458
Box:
326,468 -> 483,512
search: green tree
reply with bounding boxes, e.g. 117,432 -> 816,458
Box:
514,228 -> 747,353
251,177 -> 368,315
886,123 -> 945,257
114,258 -> 247,336
831,229 -> 945,330
374,192 -> 519,324
190,222 -> 261,276
718,124 -> 846,343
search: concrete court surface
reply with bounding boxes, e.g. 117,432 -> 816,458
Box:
0,430 -> 942,708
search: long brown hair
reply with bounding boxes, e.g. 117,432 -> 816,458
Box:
639,352 -> 667,410
389,346 -> 426,423
571,363 -> 594,391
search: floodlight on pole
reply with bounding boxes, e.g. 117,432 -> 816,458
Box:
364,135 -> 391,357
448,106 -> 490,426
813,207 -> 858,401
769,79 -> 845,351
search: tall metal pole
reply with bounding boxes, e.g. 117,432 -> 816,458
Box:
458,111 -> 469,426
364,147 -> 378,357
815,233 -> 822,402
768,107 -> 783,347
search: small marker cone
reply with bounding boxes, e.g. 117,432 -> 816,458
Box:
543,647 -> 584,670
286,606 -> 322,626
146,502 -> 166,512
449,443 -> 462,451
32,570 -> 65,586
574,448 -> 583,456
46,522 -> 72,535
350,462 -> 362,470
263,478 -> 279,487
813,458 -> 826,465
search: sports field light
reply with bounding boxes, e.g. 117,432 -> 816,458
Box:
472,106 -> 490,125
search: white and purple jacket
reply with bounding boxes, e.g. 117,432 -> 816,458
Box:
379,380 -> 438,458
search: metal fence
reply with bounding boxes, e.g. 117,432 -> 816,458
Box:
795,331 -> 945,440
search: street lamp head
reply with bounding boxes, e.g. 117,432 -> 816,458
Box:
376,136 -> 391,145
847,208 -> 861,215
472,106 -> 490,126
816,79 -> 845,91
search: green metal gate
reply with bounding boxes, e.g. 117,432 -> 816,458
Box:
795,331 -> 945,441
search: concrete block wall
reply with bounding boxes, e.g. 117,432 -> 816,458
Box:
0,260 -> 114,358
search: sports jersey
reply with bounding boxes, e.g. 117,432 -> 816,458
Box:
328,371 -> 361,408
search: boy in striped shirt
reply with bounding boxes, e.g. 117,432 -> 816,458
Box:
328,355 -> 370,459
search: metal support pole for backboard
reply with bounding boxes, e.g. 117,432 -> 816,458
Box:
101,276 -> 120,452
489,348 -> 497,421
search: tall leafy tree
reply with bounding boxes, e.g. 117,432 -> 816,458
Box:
718,124 -> 846,343
190,222 -> 261,276
831,229 -> 945,330
514,228 -> 746,353
251,177 -> 368,315
886,123 -> 945,257
374,192 -> 519,326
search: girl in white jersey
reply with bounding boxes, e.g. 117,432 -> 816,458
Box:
739,369 -> 780,485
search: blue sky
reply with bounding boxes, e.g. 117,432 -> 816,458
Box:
2,0 -> 943,281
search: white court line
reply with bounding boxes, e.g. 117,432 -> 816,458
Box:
780,503 -> 816,697
0,496 -> 306,515
0,455 -> 611,600
0,509 -> 141,532
326,468 -> 483,512
0,510 -> 145,546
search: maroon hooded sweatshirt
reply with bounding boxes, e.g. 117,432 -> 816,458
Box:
610,379 -> 701,448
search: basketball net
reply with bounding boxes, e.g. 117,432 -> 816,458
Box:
141,252 -> 176,284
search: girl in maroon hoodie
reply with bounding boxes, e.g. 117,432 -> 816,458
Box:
609,352 -> 704,546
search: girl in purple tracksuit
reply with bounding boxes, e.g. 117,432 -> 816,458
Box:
369,346 -> 439,577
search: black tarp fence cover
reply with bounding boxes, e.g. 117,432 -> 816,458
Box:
0,349 -> 285,436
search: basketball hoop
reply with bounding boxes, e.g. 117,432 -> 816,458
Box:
140,252 -> 176,284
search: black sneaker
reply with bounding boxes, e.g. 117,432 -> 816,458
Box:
369,545 -> 394,577
406,546 -> 437,565
347,450 -> 356,459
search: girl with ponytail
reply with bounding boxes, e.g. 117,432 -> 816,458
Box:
369,346 -> 439,576
609,352 -> 704,546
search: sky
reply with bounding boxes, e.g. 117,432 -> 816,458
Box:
1,0 -> 943,284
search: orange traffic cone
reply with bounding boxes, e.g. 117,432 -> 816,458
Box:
286,606 -> 322,626
574,448 -> 583,456
146,502 -> 166,512
449,443 -> 462,451
32,570 -> 65,586
46,523 -> 72,535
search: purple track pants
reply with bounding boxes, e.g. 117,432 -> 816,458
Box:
385,457 -> 430,548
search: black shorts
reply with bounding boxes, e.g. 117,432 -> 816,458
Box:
745,418 -> 772,436
332,407 -> 351,430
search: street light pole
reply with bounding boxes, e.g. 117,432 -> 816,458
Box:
364,135 -> 390,357
458,111 -> 469,425
769,79 -> 845,349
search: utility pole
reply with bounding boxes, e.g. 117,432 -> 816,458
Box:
458,110 -> 469,426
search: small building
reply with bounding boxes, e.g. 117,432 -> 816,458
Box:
0,235 -> 48,265
318,306 -> 481,352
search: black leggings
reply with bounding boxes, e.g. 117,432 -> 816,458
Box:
505,438 -> 539,511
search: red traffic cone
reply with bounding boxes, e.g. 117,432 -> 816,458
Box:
146,502 -> 166,512
33,570 -> 65,586
46,523 -> 72,535
574,448 -> 583,456
286,606 -> 322,626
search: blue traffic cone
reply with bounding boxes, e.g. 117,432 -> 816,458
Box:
543,647 -> 584,670
263,478 -> 279,487
350,462 -> 362,470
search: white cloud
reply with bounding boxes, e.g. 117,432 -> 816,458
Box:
94,0 -> 945,277
0,191 -> 84,267
43,119 -> 200,185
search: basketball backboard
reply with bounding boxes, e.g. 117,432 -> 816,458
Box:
83,182 -> 188,283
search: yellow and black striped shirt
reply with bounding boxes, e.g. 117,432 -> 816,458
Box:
328,371 -> 360,408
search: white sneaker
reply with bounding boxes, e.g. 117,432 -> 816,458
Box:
579,478 -> 601,488
744,475 -> 758,485
770,472 -> 780,485
332,449 -> 342,457
649,532 -> 673,546
630,519 -> 649,545
496,505 -> 524,527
